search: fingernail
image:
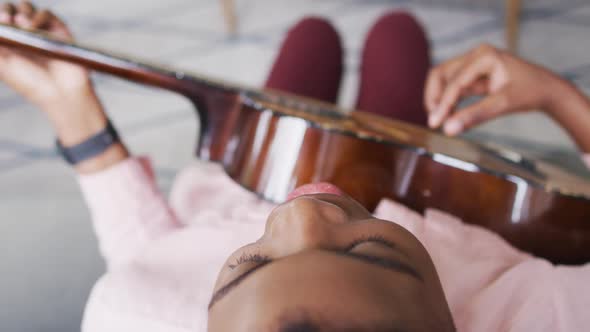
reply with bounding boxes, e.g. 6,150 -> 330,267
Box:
444,120 -> 462,136
428,115 -> 437,128
0,13 -> 9,23
429,108 -> 442,128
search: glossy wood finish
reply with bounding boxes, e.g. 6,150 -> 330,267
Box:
1,24 -> 590,264
221,97 -> 590,264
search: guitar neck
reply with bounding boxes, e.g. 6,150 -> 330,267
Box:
0,24 -> 244,98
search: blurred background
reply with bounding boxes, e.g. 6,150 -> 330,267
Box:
1,0 -> 589,330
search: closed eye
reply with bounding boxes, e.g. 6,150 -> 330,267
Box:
228,235 -> 396,270
344,235 -> 396,252
228,235 -> 394,269
211,236 -> 421,310
229,253 -> 272,269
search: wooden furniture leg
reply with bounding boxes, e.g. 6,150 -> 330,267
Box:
506,0 -> 522,53
221,0 -> 237,35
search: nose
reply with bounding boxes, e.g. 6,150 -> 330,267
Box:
266,196 -> 348,255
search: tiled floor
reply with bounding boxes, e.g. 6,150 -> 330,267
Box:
1,0 -> 590,330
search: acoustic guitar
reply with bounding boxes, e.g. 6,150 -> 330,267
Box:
0,24 -> 589,264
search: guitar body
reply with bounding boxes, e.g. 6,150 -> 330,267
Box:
0,24 -> 589,264
199,91 -> 590,264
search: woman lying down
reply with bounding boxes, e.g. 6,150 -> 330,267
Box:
4,2 -> 590,331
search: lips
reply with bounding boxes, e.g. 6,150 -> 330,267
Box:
286,183 -> 346,201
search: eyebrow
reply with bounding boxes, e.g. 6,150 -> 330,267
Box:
208,249 -> 422,310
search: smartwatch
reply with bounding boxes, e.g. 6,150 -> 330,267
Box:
56,120 -> 120,165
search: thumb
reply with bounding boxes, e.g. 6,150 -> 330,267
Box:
442,91 -> 510,136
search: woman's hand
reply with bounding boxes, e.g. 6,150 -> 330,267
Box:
0,1 -> 91,111
0,1 -> 103,145
0,1 -> 129,173
425,44 -> 571,136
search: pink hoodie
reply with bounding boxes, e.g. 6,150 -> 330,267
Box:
78,157 -> 590,332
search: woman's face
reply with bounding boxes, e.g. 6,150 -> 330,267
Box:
208,184 -> 454,331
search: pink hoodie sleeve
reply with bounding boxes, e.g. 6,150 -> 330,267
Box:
77,157 -> 181,268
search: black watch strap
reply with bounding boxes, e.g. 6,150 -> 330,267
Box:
56,120 -> 120,165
